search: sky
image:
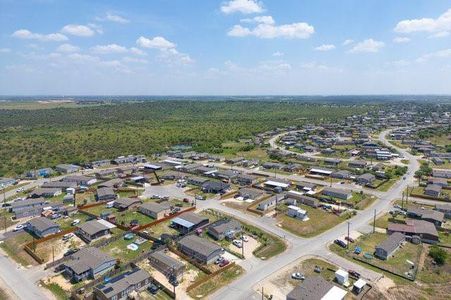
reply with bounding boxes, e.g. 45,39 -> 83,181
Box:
0,0 -> 451,95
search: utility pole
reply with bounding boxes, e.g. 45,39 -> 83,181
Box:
401,191 -> 404,210
373,209 -> 376,233
241,231 -> 245,258
52,245 -> 55,263
261,286 -> 264,300
347,222 -> 350,249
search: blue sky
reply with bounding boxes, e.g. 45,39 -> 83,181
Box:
0,0 -> 451,95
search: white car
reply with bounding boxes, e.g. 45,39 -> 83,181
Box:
291,272 -> 305,280
232,240 -> 243,248
62,233 -> 74,241
240,235 -> 249,242
13,224 -> 25,232
71,219 -> 80,226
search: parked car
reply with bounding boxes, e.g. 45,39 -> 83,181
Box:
13,224 -> 25,232
219,259 -> 230,267
147,284 -> 159,295
232,239 -> 243,248
195,195 -> 205,201
62,233 -> 74,241
345,236 -> 355,243
63,248 -> 79,257
215,257 -> 225,264
183,198 -> 190,203
314,266 -> 322,273
349,270 -> 361,278
71,219 -> 80,226
241,235 -> 249,242
291,272 -> 305,280
334,239 -> 347,248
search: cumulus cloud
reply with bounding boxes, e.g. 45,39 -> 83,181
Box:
342,39 -> 354,46
417,48 -> 451,62
105,13 -> 129,24
315,44 -> 335,51
221,0 -> 263,14
241,15 -> 274,25
349,39 -> 384,53
91,44 -> 128,54
136,36 -> 176,49
56,43 -> 80,53
394,8 -> 451,37
228,16 -> 314,39
61,24 -> 95,37
393,37 -> 410,43
12,29 -> 68,42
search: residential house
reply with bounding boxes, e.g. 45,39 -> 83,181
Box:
295,181 -> 319,193
324,158 -> 341,167
94,268 -> 151,300
62,175 -> 97,186
30,188 -> 62,198
0,178 -> 17,189
55,164 -> 80,174
435,204 -> 451,219
424,184 -> 442,198
286,276 -> 347,300
427,177 -> 448,188
263,178 -> 291,192
356,173 -> 376,186
375,232 -> 405,260
26,217 -> 60,237
287,205 -> 308,221
208,219 -> 242,240
331,170 -> 352,180
148,251 -> 185,281
96,187 -> 117,202
257,194 -> 281,211
201,181 -> 230,194
113,198 -> 143,211
348,160 -> 367,169
387,220 -> 439,244
98,178 -> 124,189
236,187 -> 264,200
177,235 -> 224,264
322,187 -> 352,200
76,219 -> 116,243
432,169 -> 451,179
171,212 -> 209,234
186,176 -> 209,187
64,247 -> 116,282
406,208 -> 445,227
138,202 -> 171,220
233,174 -> 258,186
41,181 -> 77,191
285,193 -> 319,208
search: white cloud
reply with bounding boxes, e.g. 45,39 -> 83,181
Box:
61,24 -> 95,37
241,15 -> 274,25
12,29 -> 68,42
136,36 -> 176,49
0,48 -> 11,53
349,39 -> 385,53
87,23 -> 103,34
258,60 -> 291,72
315,44 -> 335,51
417,48 -> 451,62
159,48 -> 194,65
105,13 -> 129,24
221,0 -> 263,14
429,31 -> 450,38
228,17 -> 314,39
342,39 -> 354,46
91,44 -> 128,54
394,8 -> 451,36
272,51 -> 284,57
386,60 -> 411,67
122,56 -> 148,64
130,47 -> 146,55
393,37 -> 410,43
56,43 -> 80,53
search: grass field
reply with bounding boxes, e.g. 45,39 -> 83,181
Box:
101,234 -> 153,261
276,204 -> 351,238
41,282 -> 69,300
0,232 -> 36,266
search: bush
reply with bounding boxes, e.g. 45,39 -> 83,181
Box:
429,246 -> 447,265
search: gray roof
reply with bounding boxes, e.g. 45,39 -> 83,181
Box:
436,203 -> 451,212
425,184 -> 442,193
96,269 -> 150,298
376,232 -> 405,254
31,187 -> 61,195
323,187 -> 352,196
65,247 -> 115,275
77,220 -> 111,236
286,276 -> 334,300
408,208 -> 445,223
209,219 -> 241,235
97,187 -> 116,198
149,251 -> 185,270
27,217 -> 59,232
42,181 -> 77,189
358,173 -> 376,181
178,212 -> 208,225
178,235 -> 221,257
98,178 -> 124,188
10,198 -> 45,210
139,202 -> 171,213
114,197 -> 142,208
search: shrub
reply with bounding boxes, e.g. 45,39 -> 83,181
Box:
429,246 -> 447,265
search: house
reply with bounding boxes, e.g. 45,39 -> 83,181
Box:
177,235 -> 224,264
208,219 -> 242,240
353,279 -> 367,295
148,251 -> 185,281
236,187 -> 264,200
324,158 -> 341,166
233,174 -> 258,186
96,187 -> 117,202
26,217 -> 60,237
171,212 -> 209,234
30,187 -> 62,198
331,170 -> 352,180
424,184 -> 442,198
98,178 -> 124,189
138,202 -> 171,220
406,208 -> 445,227
0,178 -> 17,189
113,198 -> 143,211
435,204 -> 451,219
55,164 -> 80,174
286,276 -> 347,300
356,173 -> 376,186
186,176 -> 209,187
309,167 -> 334,177
287,205 -> 308,221
41,181 -> 77,191
295,181 -> 318,193
64,247 -> 116,282
348,160 -> 367,169
375,232 -> 405,260
322,187 -> 352,200
335,269 -> 349,285
213,169 -> 238,181
286,192 -> 319,208
9,197 -> 46,213
263,178 -> 291,191
427,177 -> 448,188
94,268 -> 151,300
388,220 -> 439,244
62,175 -> 97,186
76,219 -> 116,243
257,195 -> 281,211
432,169 -> 451,179
88,159 -> 111,169
201,181 -> 230,194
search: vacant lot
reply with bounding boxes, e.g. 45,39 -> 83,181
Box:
101,234 -> 153,262
0,232 -> 36,266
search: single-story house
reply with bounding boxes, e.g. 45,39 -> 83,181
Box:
435,204 -> 451,219
286,193 -> 319,208
41,181 -> 77,191
94,268 -> 151,300
55,164 -> 80,174
148,251 -> 185,281
64,247 -> 116,282
424,184 -> 442,198
287,205 -> 308,221
331,170 -> 352,180
0,178 -> 17,189
388,220 -> 439,244
263,178 -> 291,191
356,173 -> 376,186
208,219 -> 242,240
407,208 -> 445,227
236,187 -> 264,200
322,187 -> 352,200
177,235 -> 224,264
348,160 -> 367,169
76,219 -> 116,243
375,232 -> 405,260
427,177 -> 448,188
97,178 -> 125,189
257,195 -> 281,211
324,158 -> 341,166
432,169 -> 451,179
62,175 -> 97,186
113,198 -> 143,211
171,212 -> 209,234
309,167 -> 333,177
201,181 -> 230,194
186,176 -> 209,187
233,174 -> 258,186
96,187 -> 117,202
295,181 -> 318,192
286,276 -> 347,300
26,217 -> 60,237
9,197 -> 46,213
29,187 -> 62,198
138,202 -> 171,220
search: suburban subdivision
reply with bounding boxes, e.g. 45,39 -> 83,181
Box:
0,100 -> 450,300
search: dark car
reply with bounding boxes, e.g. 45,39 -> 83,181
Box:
147,284 -> 159,295
345,236 -> 355,243
63,248 -> 79,257
219,259 -> 230,267
334,239 -> 347,248
349,270 -> 361,278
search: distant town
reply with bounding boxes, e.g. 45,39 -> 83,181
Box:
0,101 -> 450,300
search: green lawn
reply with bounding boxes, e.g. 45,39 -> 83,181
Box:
276,204 -> 351,238
417,246 -> 451,284
376,178 -> 398,192
0,232 -> 36,266
41,282 -> 69,300
114,210 -> 154,227
101,234 -> 153,262
373,213 -> 407,229
54,213 -> 92,230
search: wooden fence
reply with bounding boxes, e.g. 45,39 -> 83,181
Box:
134,206 -> 196,232
185,262 -> 236,292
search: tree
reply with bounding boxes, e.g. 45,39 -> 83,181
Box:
429,246 -> 447,265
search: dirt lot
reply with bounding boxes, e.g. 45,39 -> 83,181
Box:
35,235 -> 86,262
